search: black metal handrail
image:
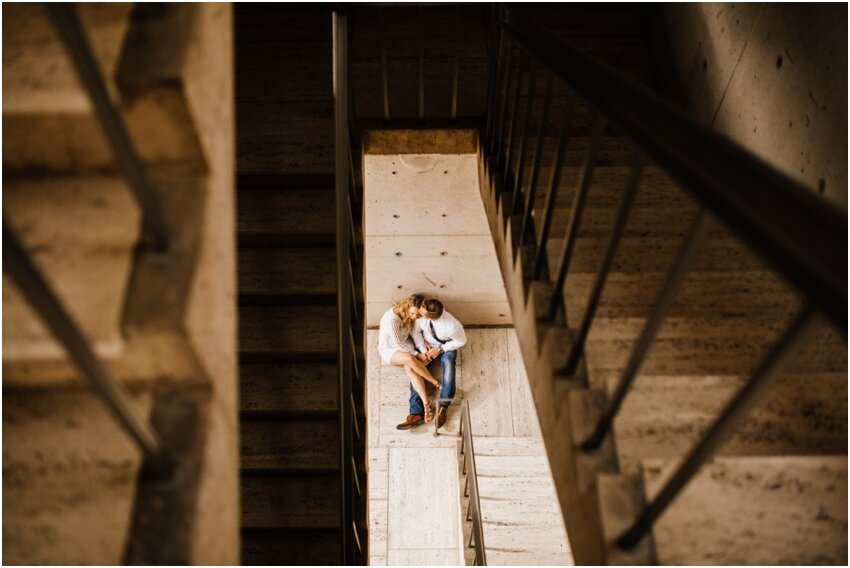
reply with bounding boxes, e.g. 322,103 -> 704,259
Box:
458,401 -> 487,566
334,11 -> 368,565
46,4 -> 169,251
502,7 -> 847,331
482,5 -> 848,556
3,224 -> 172,478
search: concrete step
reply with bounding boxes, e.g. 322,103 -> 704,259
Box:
3,174 -> 139,364
240,416 -> 339,473
2,388 -> 150,565
4,4 -> 207,176
238,247 -> 337,304
241,527 -> 342,565
642,455 -> 848,565
240,362 -> 339,415
583,315 -> 847,376
545,231 -> 778,276
472,438 -> 572,566
471,436 -> 546,457
3,3 -> 131,115
239,305 -> 337,362
608,372 -> 848,475
561,269 -> 798,322
237,187 -> 336,247
240,474 -> 340,529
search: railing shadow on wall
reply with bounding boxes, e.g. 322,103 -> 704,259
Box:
481,4 -> 846,555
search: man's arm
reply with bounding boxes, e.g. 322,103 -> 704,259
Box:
428,320 -> 466,356
442,320 -> 467,352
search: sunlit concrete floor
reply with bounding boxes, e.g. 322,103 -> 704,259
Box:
366,328 -> 573,566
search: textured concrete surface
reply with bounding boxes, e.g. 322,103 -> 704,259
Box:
644,456 -> 848,565
367,329 -> 572,566
474,437 -> 573,566
2,3 -> 132,114
3,176 -> 139,362
2,389 -> 151,565
364,151 -> 510,325
3,4 -> 239,564
658,4 -> 847,207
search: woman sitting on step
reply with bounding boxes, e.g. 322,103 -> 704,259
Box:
378,293 -> 440,425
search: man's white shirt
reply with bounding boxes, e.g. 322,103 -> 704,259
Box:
412,310 -> 467,353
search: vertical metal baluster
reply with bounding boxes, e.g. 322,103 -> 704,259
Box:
483,19 -> 503,154
582,210 -> 712,450
418,6 -> 424,121
545,115 -> 607,322
560,157 -> 644,376
519,70 -> 554,247
503,48 -> 525,188
488,28 -> 510,156
495,36 -> 514,161
451,4 -> 461,121
511,63 -> 537,213
618,305 -> 820,548
380,9 -> 389,121
333,13 -> 355,562
532,94 -> 575,280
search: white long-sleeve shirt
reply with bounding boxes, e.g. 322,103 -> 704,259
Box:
378,308 -> 418,355
412,309 -> 466,353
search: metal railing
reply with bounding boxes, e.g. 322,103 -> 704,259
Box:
358,5 -> 473,125
483,6 -> 846,553
3,4 -> 172,477
458,401 -> 487,566
334,11 -> 368,565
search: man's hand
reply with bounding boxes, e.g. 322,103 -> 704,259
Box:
426,347 -> 442,360
415,353 -> 430,364
423,341 -> 432,351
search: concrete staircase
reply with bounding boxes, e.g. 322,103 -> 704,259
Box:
473,438 -> 572,566
480,5 -> 847,565
237,175 -> 343,565
3,4 -> 238,564
235,6 -> 363,565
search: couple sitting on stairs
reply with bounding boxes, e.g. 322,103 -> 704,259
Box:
378,294 -> 466,430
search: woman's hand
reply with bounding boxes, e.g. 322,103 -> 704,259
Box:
426,346 -> 442,360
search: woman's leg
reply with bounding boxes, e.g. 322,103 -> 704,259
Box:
403,365 -> 433,422
390,352 -> 439,387
392,352 -> 436,422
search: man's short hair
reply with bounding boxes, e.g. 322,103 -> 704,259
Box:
423,298 -> 443,318
408,294 -> 424,308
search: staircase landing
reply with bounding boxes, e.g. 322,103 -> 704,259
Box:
367,328 -> 573,566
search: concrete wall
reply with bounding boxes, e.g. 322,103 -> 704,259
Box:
656,3 -> 847,208
364,131 -> 510,326
2,4 -> 238,564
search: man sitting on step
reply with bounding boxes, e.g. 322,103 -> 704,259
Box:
411,298 -> 466,430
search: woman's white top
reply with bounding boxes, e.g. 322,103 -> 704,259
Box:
378,308 -> 417,363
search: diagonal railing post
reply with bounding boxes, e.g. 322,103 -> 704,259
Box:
3,223 -> 171,477
582,211 -> 712,451
47,4 -> 169,251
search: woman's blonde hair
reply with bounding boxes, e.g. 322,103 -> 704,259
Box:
392,294 -> 424,330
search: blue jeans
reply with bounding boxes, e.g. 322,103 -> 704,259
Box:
409,350 -> 457,415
